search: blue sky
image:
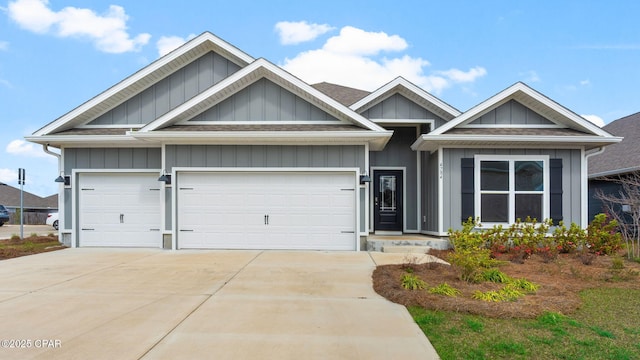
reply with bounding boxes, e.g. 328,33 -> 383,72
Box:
1,0 -> 639,197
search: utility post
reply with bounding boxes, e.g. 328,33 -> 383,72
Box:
18,168 -> 25,239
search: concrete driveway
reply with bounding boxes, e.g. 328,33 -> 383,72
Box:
0,249 -> 439,359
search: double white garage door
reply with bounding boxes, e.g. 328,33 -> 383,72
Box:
78,171 -> 357,250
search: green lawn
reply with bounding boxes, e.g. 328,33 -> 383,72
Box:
410,288 -> 640,360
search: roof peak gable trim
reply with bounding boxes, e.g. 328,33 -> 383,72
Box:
33,32 -> 255,137
349,76 -> 461,120
431,82 -> 614,137
139,58 -> 387,133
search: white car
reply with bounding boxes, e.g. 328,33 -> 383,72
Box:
46,212 -> 59,230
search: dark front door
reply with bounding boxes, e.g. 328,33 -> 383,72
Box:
374,170 -> 403,232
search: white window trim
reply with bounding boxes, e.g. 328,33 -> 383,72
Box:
474,155 -> 550,226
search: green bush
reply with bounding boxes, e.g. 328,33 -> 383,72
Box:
552,221 -> 583,253
428,283 -> 461,297
482,268 -> 511,283
585,213 -> 623,255
447,248 -> 500,283
401,274 -> 426,290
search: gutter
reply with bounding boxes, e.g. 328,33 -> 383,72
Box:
42,144 -> 61,159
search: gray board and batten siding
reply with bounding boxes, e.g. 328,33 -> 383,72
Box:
468,100 -> 555,126
441,148 -> 583,232
360,93 -> 448,128
370,127 -> 420,231
421,150 -> 439,233
87,51 -> 241,126
188,78 -> 340,122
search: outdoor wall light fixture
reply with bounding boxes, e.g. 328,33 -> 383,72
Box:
158,172 -> 171,184
359,174 -> 371,184
55,173 -> 70,186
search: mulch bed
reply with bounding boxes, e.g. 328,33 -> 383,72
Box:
372,250 -> 640,319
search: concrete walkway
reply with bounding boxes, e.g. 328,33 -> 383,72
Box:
0,249 -> 440,359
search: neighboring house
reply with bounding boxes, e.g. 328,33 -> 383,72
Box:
25,32 -> 621,250
588,112 -> 640,221
0,183 -> 58,224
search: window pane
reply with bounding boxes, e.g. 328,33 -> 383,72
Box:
481,194 -> 508,222
481,161 -> 509,191
515,161 -> 543,191
379,175 -> 396,211
515,194 -> 543,221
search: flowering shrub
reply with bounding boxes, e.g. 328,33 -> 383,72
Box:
584,213 -> 623,255
552,221 -> 583,253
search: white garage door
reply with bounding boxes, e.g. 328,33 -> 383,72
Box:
79,173 -> 161,247
177,171 -> 357,250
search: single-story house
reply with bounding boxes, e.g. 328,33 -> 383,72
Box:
26,32 -> 621,250
588,112 -> 640,222
0,183 -> 58,224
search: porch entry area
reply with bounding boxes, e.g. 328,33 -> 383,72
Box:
373,169 -> 403,233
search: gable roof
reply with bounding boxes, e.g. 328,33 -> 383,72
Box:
130,58 -> 392,150
32,32 -> 254,136
350,77 -> 461,121
412,82 -> 622,152
311,82 -> 370,106
589,111 -> 640,178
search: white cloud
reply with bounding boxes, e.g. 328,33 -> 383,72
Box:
0,168 -> 18,183
281,25 -> 486,93
6,139 -> 48,158
580,79 -> 591,86
7,0 -> 150,53
519,70 -> 540,83
0,41 -> 8,51
157,34 -> 197,57
582,114 -> 605,127
323,26 -> 407,55
275,21 -> 334,45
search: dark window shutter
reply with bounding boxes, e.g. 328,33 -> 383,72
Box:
549,159 -> 563,225
461,158 -> 474,222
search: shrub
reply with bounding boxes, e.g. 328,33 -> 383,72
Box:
509,278 -> 539,293
481,268 -> 511,283
401,274 -> 426,290
447,248 -> 500,283
428,283 -> 461,297
585,213 -> 623,255
552,221 -> 583,253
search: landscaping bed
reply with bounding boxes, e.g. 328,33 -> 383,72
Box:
0,235 -> 66,260
373,250 -> 640,319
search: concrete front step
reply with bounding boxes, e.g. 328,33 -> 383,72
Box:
367,238 -> 451,252
382,245 -> 431,254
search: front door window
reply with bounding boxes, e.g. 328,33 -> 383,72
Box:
380,175 -> 397,211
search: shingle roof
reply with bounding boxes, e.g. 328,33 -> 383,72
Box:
0,183 -> 58,210
446,128 -> 592,136
311,82 -> 370,106
159,124 -> 365,131
589,111 -> 640,177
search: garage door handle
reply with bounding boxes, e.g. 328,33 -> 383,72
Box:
120,214 -> 124,223
180,229 -> 194,232
341,231 -> 355,233
82,228 -> 95,231
341,188 -> 355,191
150,229 -> 160,231
264,214 -> 269,225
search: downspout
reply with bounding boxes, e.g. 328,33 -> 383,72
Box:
583,147 -> 606,227
43,144 -> 63,240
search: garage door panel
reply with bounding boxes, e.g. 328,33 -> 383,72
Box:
177,172 -> 357,250
79,173 -> 161,247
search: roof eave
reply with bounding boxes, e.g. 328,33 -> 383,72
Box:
132,130 -> 393,150
411,135 -> 622,152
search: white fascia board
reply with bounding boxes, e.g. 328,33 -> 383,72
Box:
24,135 -> 150,148
411,134 -> 623,152
589,166 -> 640,179
32,32 -> 254,137
132,130 -> 393,150
431,82 -> 616,138
350,77 -> 461,119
